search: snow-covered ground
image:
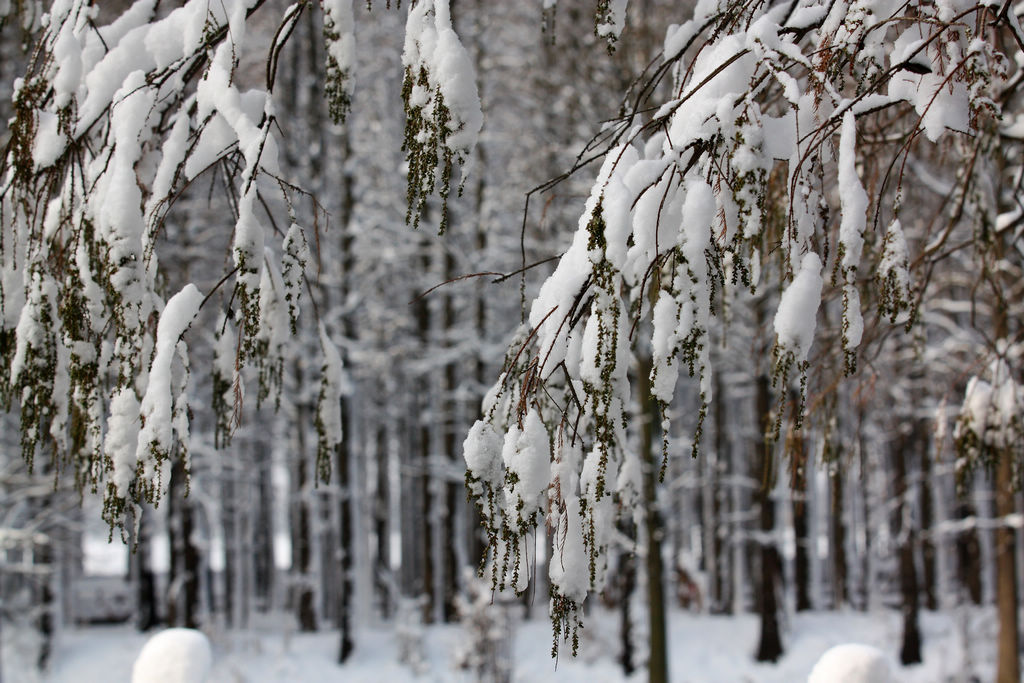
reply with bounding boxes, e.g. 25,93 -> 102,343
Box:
3,607 -> 998,682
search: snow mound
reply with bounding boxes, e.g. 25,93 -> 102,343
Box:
131,628 -> 212,683
807,643 -> 892,683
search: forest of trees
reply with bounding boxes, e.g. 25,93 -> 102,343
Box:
0,1 -> 1022,682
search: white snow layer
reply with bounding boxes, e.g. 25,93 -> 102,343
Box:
131,628 -> 212,683
136,284 -> 203,475
402,0 -> 482,154
596,0 -> 628,40
502,410 -> 551,527
549,496 -> 588,603
464,419 -> 504,485
837,111 -> 867,275
774,252 -> 824,362
323,0 -> 356,88
318,323 -> 346,452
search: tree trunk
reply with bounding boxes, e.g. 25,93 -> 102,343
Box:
253,446 -> 275,612
131,507 -> 160,630
710,372 -> 730,614
788,391 -> 811,612
374,425 -> 392,619
35,538 -> 53,671
638,357 -> 668,683
919,440 -> 938,612
222,473 -> 237,627
617,541 -> 636,676
892,429 -> 922,665
337,403 -> 355,663
955,500 -> 983,604
829,457 -> 847,609
166,457 -> 199,629
440,247 -> 460,622
754,373 -> 783,663
293,383 -> 317,632
994,449 -> 1021,683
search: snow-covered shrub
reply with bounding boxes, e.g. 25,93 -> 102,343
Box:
453,573 -> 516,683
131,628 -> 212,683
807,643 -> 892,683
395,594 -> 429,676
954,345 -> 1023,486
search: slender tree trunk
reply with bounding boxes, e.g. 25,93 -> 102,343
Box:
788,391 -> 811,612
919,440 -> 938,612
35,538 -> 53,671
166,457 -> 199,629
374,425 -> 392,618
955,499 -> 984,604
994,449 -> 1020,683
990,262 -> 1021,683
440,247 -> 460,622
253,447 -> 275,612
131,507 -> 160,630
893,429 -> 922,665
617,539 -> 636,676
222,473 -> 237,627
829,456 -> 847,609
411,244 -> 434,619
710,372 -> 730,613
293,382 -> 317,632
857,412 -> 873,611
337,406 -> 355,663
754,373 -> 783,663
638,357 -> 668,683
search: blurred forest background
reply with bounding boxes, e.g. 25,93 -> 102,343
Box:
0,1 -> 1021,681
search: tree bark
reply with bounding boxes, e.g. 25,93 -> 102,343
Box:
892,429 -> 922,665
293,382 -> 317,632
994,449 -> 1020,683
166,457 -> 199,629
131,508 -> 160,630
710,372 -> 730,613
374,425 -> 392,619
754,373 -> 783,663
829,457 -> 847,609
337,405 -> 355,663
617,542 -> 636,676
955,500 -> 983,604
638,357 -> 668,683
918,439 -> 937,612
788,391 -> 811,612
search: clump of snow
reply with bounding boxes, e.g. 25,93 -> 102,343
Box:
131,628 -> 212,683
774,252 -> 824,362
807,643 -> 892,683
837,112 -> 866,354
837,111 -> 867,274
888,28 -> 971,142
402,0 -> 482,155
596,0 -> 628,42
502,410 -> 551,527
32,110 -> 67,168
317,323 -> 346,459
135,283 -> 204,484
322,0 -> 356,122
106,387 -> 141,497
549,496 -> 588,603
463,419 -> 504,486
955,350 -> 1022,453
